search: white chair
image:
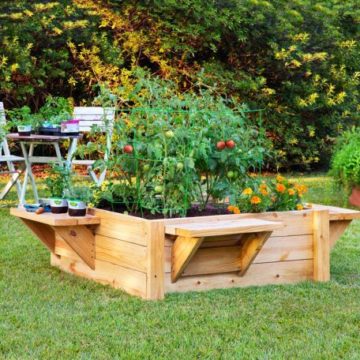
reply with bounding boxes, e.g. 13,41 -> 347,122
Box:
0,102 -> 25,201
71,107 -> 115,186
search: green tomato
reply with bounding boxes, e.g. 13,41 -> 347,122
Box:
143,164 -> 150,171
154,185 -> 163,193
227,171 -> 235,178
176,162 -> 184,170
165,130 -> 174,138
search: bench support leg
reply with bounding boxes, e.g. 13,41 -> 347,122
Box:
171,236 -> 204,283
238,231 -> 272,276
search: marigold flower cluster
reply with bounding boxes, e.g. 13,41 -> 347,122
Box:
227,175 -> 308,214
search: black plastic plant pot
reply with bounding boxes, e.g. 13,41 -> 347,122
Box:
50,198 -> 68,214
39,126 -> 61,136
68,200 -> 87,217
17,125 -> 32,136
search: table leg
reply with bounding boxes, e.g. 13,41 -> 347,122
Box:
19,142 -> 39,205
66,138 -> 78,169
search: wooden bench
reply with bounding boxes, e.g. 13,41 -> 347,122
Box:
165,218 -> 284,282
11,208 -> 100,270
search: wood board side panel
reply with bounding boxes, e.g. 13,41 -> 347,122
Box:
55,234 -> 148,273
90,208 -> 149,246
51,254 -> 147,299
165,259 -> 313,293
164,234 -> 313,273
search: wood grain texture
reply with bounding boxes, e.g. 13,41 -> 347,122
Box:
171,236 -> 204,283
313,210 -> 330,281
238,232 -> 272,276
311,204 -> 360,221
96,234 -> 147,272
55,225 -> 95,270
163,211 -> 313,243
146,221 -> 165,300
165,260 -> 314,293
21,219 -> 57,254
51,254 -> 147,299
165,218 -> 283,237
164,234 -> 314,273
11,208 -> 100,226
90,208 -> 149,246
329,220 -> 352,248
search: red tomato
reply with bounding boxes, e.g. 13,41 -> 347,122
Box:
226,140 -> 235,149
216,141 -> 226,150
123,144 -> 133,153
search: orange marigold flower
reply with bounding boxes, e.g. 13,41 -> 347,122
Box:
242,187 -> 253,196
260,188 -> 268,196
295,184 -> 308,195
288,189 -> 295,196
276,183 -> 286,193
276,174 -> 285,182
233,207 -> 241,214
227,205 -> 235,212
250,196 -> 262,205
259,183 -> 267,190
296,204 -> 304,210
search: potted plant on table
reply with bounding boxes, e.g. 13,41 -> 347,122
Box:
45,164 -> 71,213
330,127 -> 360,207
7,106 -> 39,136
39,96 -> 74,136
65,185 -> 92,217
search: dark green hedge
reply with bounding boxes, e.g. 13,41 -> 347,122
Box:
0,0 -> 359,169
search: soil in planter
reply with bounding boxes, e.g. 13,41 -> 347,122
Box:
97,200 -> 230,219
51,206 -> 68,214
68,208 -> 87,217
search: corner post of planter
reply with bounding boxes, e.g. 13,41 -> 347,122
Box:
146,221 -> 165,300
313,209 -> 330,282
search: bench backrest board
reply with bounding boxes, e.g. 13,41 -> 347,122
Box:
73,107 -> 115,133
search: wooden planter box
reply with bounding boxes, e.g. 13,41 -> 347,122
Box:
11,204 -> 360,300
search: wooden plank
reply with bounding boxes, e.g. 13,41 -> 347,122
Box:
163,211 -> 313,241
239,231 -> 272,276
11,208 -> 100,226
164,234 -> 314,273
171,236 -> 204,283
165,218 -> 283,237
21,219 -> 57,254
96,234 -> 147,272
51,254 -> 147,299
165,260 -> 314,293
329,220 -> 352,248
55,226 -> 95,270
54,234 -> 83,262
90,208 -> 149,246
311,204 -> 360,221
313,210 -> 330,281
146,222 -> 165,300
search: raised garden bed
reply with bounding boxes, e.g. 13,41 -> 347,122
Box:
11,204 -> 360,300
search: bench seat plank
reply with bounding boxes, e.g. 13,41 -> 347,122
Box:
165,218 -> 284,237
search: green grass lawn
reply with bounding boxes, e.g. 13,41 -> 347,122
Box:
1,175 -> 360,359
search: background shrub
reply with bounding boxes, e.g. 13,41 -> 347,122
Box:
0,0 -> 359,169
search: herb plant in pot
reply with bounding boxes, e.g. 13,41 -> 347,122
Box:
45,164 -> 71,213
8,106 -> 38,136
330,128 -> 360,207
65,186 -> 91,217
39,96 -> 73,136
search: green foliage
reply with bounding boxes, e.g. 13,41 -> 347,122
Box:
91,78 -> 269,217
6,106 -> 40,128
44,164 -> 71,198
330,127 -> 360,191
0,0 -> 359,168
39,96 -> 72,125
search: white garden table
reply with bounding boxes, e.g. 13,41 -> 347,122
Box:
7,133 -> 80,205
